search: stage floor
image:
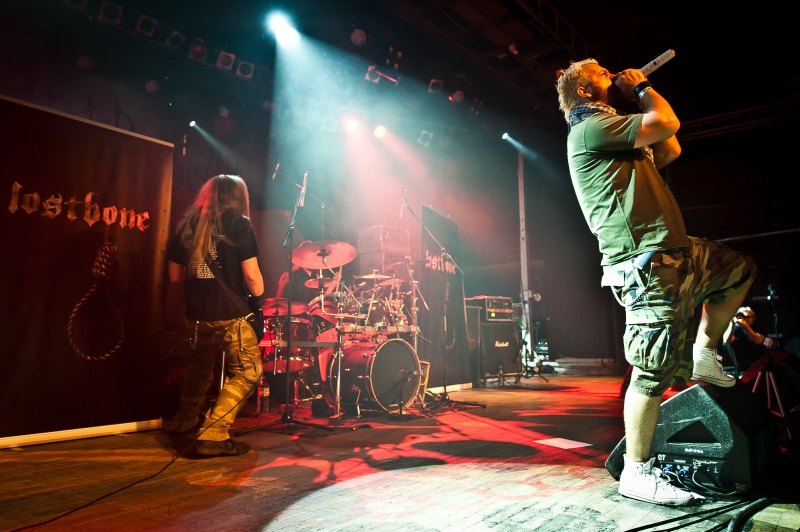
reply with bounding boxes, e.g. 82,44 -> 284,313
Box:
2,375 -> 799,531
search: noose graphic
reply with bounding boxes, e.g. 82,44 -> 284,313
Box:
67,230 -> 125,361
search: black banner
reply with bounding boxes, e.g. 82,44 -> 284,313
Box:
0,95 -> 173,438
418,205 -> 470,388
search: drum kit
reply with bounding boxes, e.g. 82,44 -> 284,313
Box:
258,240 -> 424,416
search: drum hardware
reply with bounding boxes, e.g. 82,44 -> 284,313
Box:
238,187 -> 344,434
262,298 -> 308,317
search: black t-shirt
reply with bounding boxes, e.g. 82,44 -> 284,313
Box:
166,212 -> 260,321
730,324 -> 767,369
276,267 -> 319,304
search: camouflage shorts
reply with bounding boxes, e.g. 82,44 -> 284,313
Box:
602,237 -> 756,396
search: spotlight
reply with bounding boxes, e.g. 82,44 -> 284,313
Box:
189,121 -> 196,127
267,13 -> 299,47
502,133 -> 509,140
236,61 -> 254,80
187,38 -> 208,63
216,51 -> 236,70
365,65 -> 380,83
417,130 -> 433,147
99,0 -> 123,25
163,30 -> 185,50
428,79 -> 443,93
373,125 -> 386,138
449,90 -> 465,103
350,28 -> 367,46
345,118 -> 360,132
135,15 -> 157,37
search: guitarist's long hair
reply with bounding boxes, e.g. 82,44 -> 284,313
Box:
177,174 -> 250,277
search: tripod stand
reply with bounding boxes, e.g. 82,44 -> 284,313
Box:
750,350 -> 793,440
237,176 -> 333,436
403,195 -> 484,410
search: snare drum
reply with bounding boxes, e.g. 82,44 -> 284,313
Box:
328,338 -> 421,413
261,317 -> 315,373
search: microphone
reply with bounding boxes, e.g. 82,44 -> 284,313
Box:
640,49 -> 676,76
399,188 -> 406,219
299,172 -> 307,207
271,163 -> 280,180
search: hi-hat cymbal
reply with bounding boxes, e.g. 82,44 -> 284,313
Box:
262,298 -> 307,316
379,278 -> 406,287
292,240 -> 357,270
304,278 -> 337,290
355,273 -> 392,280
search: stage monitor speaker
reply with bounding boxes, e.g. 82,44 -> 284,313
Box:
606,382 -> 779,492
479,321 -> 521,378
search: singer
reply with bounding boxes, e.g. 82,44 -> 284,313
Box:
556,59 -> 757,506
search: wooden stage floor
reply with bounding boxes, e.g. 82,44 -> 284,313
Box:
2,375 -> 799,531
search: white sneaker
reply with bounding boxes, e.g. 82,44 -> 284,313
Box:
691,351 -> 736,387
618,457 -> 704,506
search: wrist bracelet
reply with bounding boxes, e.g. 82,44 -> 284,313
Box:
633,80 -> 653,101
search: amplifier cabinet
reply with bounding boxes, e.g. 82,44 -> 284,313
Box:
465,295 -> 514,321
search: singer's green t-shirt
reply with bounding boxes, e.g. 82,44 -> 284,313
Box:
567,112 -> 690,266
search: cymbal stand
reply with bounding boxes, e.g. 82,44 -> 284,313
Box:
237,177 -> 332,436
402,192 -> 484,409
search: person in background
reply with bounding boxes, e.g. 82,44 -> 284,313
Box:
556,59 -> 757,505
164,174 -> 265,457
723,306 -> 775,375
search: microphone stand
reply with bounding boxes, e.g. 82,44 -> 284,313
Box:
237,176 -> 334,435
403,198 -> 485,410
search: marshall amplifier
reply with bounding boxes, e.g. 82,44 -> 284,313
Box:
464,295 -> 514,322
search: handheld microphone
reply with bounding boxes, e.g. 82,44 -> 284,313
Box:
640,49 -> 676,76
271,163 -> 280,180
299,172 -> 307,207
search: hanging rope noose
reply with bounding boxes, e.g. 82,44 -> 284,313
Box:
67,230 -> 126,361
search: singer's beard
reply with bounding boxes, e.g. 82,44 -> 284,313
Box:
604,83 -> 625,108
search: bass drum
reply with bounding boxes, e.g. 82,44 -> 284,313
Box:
329,339 -> 421,413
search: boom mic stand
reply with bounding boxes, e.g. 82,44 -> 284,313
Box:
237,174 -> 333,435
403,194 -> 484,410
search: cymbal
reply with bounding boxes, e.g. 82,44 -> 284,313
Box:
292,240 -> 357,270
355,273 -> 392,280
262,298 -> 307,316
379,278 -> 406,287
304,278 -> 337,290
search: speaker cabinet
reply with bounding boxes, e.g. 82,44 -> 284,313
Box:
606,382 -> 779,491
466,306 -> 481,386
479,321 -> 521,379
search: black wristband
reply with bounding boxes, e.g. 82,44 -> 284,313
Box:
633,80 -> 653,101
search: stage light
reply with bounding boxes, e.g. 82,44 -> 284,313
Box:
428,79 -> 443,93
345,118 -> 360,132
163,30 -> 186,50
267,13 -> 299,48
99,0 -> 123,25
189,121 -> 196,127
236,61 -> 254,80
216,51 -> 236,70
449,90 -> 465,103
417,130 -> 433,147
187,38 -> 208,63
502,133 -> 509,140
135,15 -> 157,37
350,28 -> 367,46
373,125 -> 386,138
